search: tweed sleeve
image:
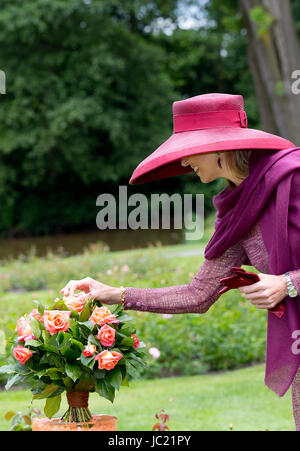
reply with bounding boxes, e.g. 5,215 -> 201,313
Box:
123,242 -> 248,314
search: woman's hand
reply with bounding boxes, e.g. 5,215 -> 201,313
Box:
238,273 -> 287,310
60,277 -> 123,305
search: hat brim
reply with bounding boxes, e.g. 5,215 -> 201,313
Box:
129,127 -> 295,185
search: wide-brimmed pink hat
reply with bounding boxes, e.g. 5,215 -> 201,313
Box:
129,93 -> 295,185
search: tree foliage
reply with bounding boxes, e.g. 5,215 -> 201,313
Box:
0,0 -> 177,234
0,0 -> 298,235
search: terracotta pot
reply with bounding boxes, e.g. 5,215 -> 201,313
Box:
32,414 -> 117,431
32,391 -> 117,431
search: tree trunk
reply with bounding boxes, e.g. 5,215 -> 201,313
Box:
239,0 -> 300,144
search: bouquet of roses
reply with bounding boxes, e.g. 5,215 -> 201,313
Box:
1,291 -> 147,423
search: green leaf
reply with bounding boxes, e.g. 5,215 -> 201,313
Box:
106,367 -> 122,390
0,364 -> 17,375
95,379 -> 115,403
65,363 -> 82,382
78,321 -> 95,332
117,313 -> 133,323
56,331 -> 64,345
56,332 -> 73,347
34,300 -> 46,315
30,318 -> 42,339
125,360 -> 140,379
128,353 -> 147,367
51,300 -> 69,311
44,395 -> 61,419
62,377 -> 74,391
30,380 -> 47,395
70,322 -> 81,340
63,348 -> 81,361
118,326 -> 133,337
24,339 -> 42,347
10,412 -> 23,429
88,334 -> 100,347
80,353 -> 95,369
70,310 -> 79,320
41,368 -> 64,381
5,374 -> 26,391
121,337 -> 135,347
70,338 -> 84,351
110,304 -> 124,316
121,377 -> 129,387
33,383 -> 60,400
94,369 -> 105,379
36,369 -> 48,378
46,354 -> 65,370
115,331 -> 127,339
42,330 -> 51,344
79,303 -> 92,322
74,374 -> 94,392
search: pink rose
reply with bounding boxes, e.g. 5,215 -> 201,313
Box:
43,310 -> 71,335
29,308 -> 44,322
94,350 -> 123,371
131,334 -> 140,348
83,344 -> 97,357
15,316 -> 35,342
97,324 -> 116,347
149,347 -> 160,359
89,306 -> 120,327
63,291 -> 90,313
13,345 -> 32,364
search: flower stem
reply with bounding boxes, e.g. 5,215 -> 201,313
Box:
60,406 -> 92,423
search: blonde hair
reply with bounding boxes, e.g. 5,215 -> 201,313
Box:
221,150 -> 252,191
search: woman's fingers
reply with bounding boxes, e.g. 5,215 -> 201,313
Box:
60,278 -> 92,296
60,280 -> 74,296
250,298 -> 278,309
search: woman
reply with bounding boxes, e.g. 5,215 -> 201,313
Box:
61,93 -> 300,430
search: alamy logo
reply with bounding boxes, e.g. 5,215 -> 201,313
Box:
291,330 -> 300,355
96,186 -> 204,241
0,70 -> 5,94
291,70 -> 300,95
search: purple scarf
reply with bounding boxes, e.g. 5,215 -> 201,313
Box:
205,147 -> 300,396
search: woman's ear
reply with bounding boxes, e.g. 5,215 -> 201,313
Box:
181,158 -> 190,167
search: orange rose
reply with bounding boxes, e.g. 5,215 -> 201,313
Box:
131,334 -> 140,348
15,316 -> 35,342
63,291 -> 89,313
89,306 -> 120,327
97,324 -> 116,347
83,344 -> 97,357
13,345 -> 32,364
94,350 -> 123,371
43,310 -> 71,335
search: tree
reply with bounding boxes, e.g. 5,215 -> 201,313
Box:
0,0 -> 178,234
239,0 -> 300,144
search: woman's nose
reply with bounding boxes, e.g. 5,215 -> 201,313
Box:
181,158 -> 190,167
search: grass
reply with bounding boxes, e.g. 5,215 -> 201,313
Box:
0,213 -> 216,295
0,213 -> 289,430
0,364 -> 295,431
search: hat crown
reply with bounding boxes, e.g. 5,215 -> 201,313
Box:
173,93 -> 245,115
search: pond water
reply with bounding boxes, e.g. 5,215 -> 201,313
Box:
0,228 -> 184,260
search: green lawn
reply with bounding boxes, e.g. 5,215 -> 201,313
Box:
0,214 -> 292,431
0,364 -> 295,431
